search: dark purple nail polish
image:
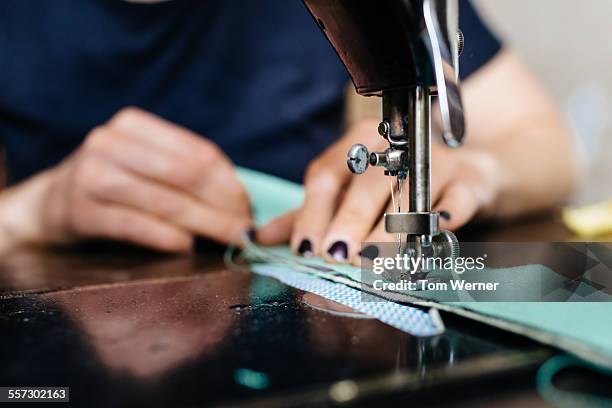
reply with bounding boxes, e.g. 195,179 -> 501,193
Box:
246,228 -> 257,242
439,211 -> 451,221
358,245 -> 379,261
327,241 -> 348,261
297,239 -> 313,257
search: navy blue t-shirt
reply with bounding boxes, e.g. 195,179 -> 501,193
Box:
0,0 -> 500,184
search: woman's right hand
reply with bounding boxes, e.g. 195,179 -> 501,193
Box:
0,107 -> 252,253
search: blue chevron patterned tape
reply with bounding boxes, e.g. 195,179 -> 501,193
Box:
251,264 -> 444,337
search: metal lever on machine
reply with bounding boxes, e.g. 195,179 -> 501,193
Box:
422,0 -> 465,148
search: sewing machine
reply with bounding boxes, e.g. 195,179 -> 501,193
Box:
303,0 -> 464,272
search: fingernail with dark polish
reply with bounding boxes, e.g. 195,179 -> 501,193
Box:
439,211 -> 451,221
297,239 -> 313,257
358,245 -> 379,261
246,228 -> 257,242
327,241 -> 348,261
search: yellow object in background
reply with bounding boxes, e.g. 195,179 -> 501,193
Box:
563,200 -> 612,237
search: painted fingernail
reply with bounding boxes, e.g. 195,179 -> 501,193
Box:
439,211 -> 451,221
358,245 -> 379,261
246,227 -> 257,242
297,239 -> 313,257
327,241 -> 348,262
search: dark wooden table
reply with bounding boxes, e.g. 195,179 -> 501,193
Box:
0,214 -> 584,407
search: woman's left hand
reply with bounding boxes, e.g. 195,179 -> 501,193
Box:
258,118 -> 501,265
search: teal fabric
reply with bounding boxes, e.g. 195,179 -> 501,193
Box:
237,167 -> 304,225
236,167 -> 612,367
536,354 -> 612,407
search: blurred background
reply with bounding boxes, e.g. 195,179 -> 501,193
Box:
474,0 -> 612,205
1,0 -> 607,207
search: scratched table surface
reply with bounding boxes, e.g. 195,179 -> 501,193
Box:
0,215 -> 596,407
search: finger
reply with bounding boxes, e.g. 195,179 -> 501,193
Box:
291,121 -> 385,257
430,144 -> 457,206
349,201 -> 395,266
198,157 -> 252,219
108,107 -> 211,160
365,201 -> 396,243
433,181 -> 481,231
105,108 -> 251,217
321,169 -> 390,263
84,127 -> 191,192
74,202 -> 193,253
82,160 -> 252,245
257,209 -> 298,246
291,169 -> 344,257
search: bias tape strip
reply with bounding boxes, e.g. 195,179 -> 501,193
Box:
251,264 -> 445,337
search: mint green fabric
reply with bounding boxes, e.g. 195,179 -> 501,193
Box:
237,167 -> 304,225
236,167 -> 612,367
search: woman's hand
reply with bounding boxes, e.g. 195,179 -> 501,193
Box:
260,51 -> 583,264
258,118 -> 501,264
0,107 -> 252,253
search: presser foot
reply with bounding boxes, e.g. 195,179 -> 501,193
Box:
393,229 -> 460,281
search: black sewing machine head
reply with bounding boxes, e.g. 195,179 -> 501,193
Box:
303,0 -> 458,92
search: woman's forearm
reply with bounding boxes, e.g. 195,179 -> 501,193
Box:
461,50 -> 583,220
483,113 -> 581,219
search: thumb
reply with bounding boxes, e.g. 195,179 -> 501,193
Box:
434,181 -> 481,231
256,209 -> 298,246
